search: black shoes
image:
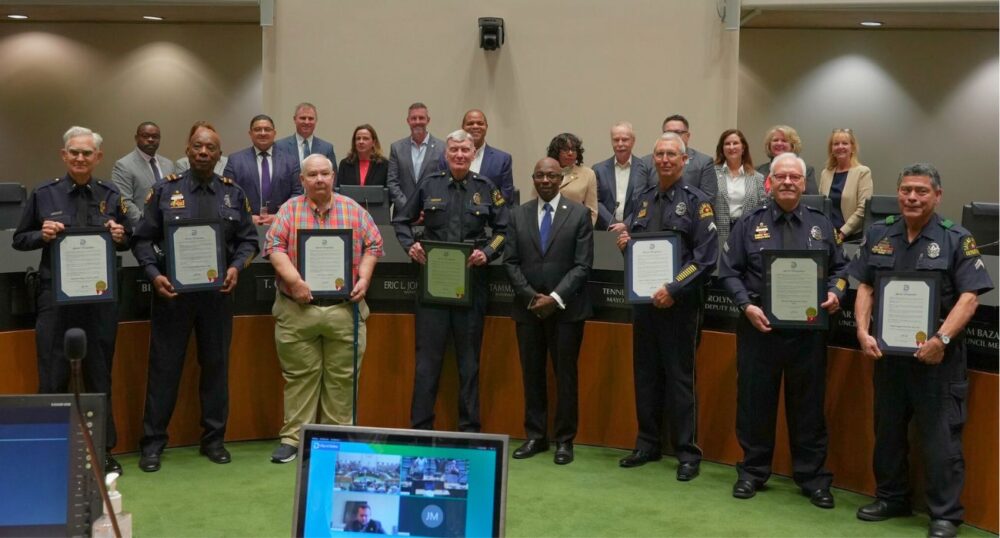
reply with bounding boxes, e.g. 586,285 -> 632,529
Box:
618,449 -> 662,468
856,499 -> 912,521
104,455 -> 122,476
733,479 -> 756,499
928,519 -> 959,538
676,461 -> 700,481
807,488 -> 835,509
200,444 -> 232,464
553,442 -> 574,465
138,451 -> 161,473
512,439 -> 549,459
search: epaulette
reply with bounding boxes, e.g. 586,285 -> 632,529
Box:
803,205 -> 824,214
221,176 -> 234,185
51,177 -> 61,184
939,218 -> 954,229
884,215 -> 897,225
165,174 -> 181,182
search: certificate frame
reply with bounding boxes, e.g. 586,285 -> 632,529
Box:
761,249 -> 829,330
875,271 -> 941,354
625,231 -> 682,304
51,227 -> 116,305
296,228 -> 353,299
165,218 -> 225,293
420,240 -> 472,306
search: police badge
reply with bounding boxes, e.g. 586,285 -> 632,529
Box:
927,242 -> 940,259
675,202 -> 687,216
810,226 -> 823,241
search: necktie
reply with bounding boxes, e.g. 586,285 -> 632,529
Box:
302,139 -> 311,159
73,185 -> 89,226
260,151 -> 271,210
149,157 -> 162,183
782,213 -> 796,249
540,203 -> 553,254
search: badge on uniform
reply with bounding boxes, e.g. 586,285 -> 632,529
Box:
753,222 -> 770,241
927,242 -> 940,259
810,226 -> 823,241
698,202 -> 714,219
170,191 -> 185,209
472,192 -> 481,205
675,202 -> 687,217
871,238 -> 893,255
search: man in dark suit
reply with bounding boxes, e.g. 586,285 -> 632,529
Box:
345,504 -> 386,534
460,109 -> 515,204
593,121 -> 650,232
223,114 -> 302,225
274,102 -> 337,164
504,157 -> 593,465
642,114 -> 717,199
386,102 -> 445,210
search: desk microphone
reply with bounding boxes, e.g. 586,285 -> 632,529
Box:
65,328 -> 121,538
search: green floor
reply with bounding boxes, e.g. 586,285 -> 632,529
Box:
114,440 -> 994,537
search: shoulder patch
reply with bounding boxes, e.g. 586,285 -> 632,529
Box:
119,196 -> 127,215
940,218 -> 954,229
144,188 -> 154,205
698,202 -> 714,219
165,174 -> 180,182
835,278 -> 848,291
962,236 -> 981,257
244,196 -> 251,214
491,189 -> 505,207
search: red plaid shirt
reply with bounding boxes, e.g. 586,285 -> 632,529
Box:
264,193 -> 383,292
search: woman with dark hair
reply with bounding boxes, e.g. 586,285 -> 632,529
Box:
546,133 -> 598,224
819,128 -> 872,242
337,124 -> 388,186
713,128 -> 766,247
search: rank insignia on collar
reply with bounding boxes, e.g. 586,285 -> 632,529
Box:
871,238 -> 893,255
810,226 -> 823,241
675,201 -> 687,216
698,202 -> 714,219
472,192 -> 481,205
962,236 -> 980,257
927,242 -> 940,259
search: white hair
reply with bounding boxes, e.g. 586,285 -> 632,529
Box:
301,153 -> 334,172
445,129 -> 472,144
770,152 -> 807,176
655,131 -> 686,154
63,126 -> 103,149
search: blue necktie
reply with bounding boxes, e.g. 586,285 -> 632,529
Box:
303,139 -> 311,158
149,157 -> 162,183
540,203 -> 553,254
260,151 -> 271,210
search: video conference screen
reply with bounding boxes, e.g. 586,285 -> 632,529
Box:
294,427 -> 506,538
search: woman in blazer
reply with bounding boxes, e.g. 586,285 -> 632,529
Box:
337,124 -> 388,186
713,128 -> 767,248
755,125 -> 818,195
819,128 -> 872,241
546,132 -> 598,225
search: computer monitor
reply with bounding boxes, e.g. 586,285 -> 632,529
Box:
292,425 -> 508,538
0,393 -> 106,537
337,186 -> 390,225
961,202 -> 998,256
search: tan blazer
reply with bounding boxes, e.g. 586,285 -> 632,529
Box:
819,164 -> 873,237
558,164 -> 598,225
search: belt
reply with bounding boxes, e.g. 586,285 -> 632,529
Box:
280,291 -> 348,307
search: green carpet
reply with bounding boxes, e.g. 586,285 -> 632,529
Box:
114,440 -> 995,537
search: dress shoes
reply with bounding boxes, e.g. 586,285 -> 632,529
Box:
676,461 -> 700,481
138,452 -> 161,473
105,455 -> 123,476
928,519 -> 959,538
856,499 -> 912,521
732,480 -> 757,499
512,439 -> 549,459
807,488 -> 835,509
200,444 -> 232,464
618,449 -> 662,468
553,442 -> 574,465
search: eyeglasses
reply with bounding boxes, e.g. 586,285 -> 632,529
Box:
531,172 -> 563,181
772,173 -> 804,182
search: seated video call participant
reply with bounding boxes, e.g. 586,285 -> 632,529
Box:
223,114 -> 302,225
345,503 -> 386,534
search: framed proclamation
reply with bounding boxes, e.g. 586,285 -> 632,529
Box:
296,229 -> 353,299
762,249 -> 829,330
165,218 -> 225,292
875,271 -> 941,354
51,227 -> 116,305
420,240 -> 472,306
625,232 -> 681,304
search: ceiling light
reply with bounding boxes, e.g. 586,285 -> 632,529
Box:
143,15 -> 164,21
7,14 -> 29,20
860,21 -> 883,27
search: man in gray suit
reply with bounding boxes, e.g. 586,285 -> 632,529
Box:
275,102 -> 337,164
642,114 -> 717,199
111,121 -> 175,226
386,102 -> 445,210
593,121 -> 649,232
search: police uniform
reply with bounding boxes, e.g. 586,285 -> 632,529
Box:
131,171 -> 258,455
12,175 -> 130,451
849,214 -> 993,522
392,169 -> 508,432
627,181 -> 718,462
719,203 -> 849,492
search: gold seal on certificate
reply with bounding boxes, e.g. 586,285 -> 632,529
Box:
762,250 -> 828,329
625,232 -> 681,303
296,229 -> 353,299
52,227 -> 116,304
165,219 -> 225,292
875,272 -> 940,354
421,241 -> 472,306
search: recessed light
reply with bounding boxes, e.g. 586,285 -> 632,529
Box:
143,15 -> 164,21
7,14 -> 29,20
860,21 -> 883,27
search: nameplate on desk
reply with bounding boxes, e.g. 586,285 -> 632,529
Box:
368,275 -> 419,301
588,282 -> 628,310
255,276 -> 277,302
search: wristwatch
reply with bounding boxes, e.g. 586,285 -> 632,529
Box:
933,332 -> 951,346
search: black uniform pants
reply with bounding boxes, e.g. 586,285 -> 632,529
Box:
515,317 -> 584,443
735,317 -> 832,491
35,285 -> 119,449
410,272 -> 487,432
631,300 -> 702,463
140,291 -> 233,453
873,346 -> 967,522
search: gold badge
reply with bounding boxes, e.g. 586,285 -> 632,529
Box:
698,202 -> 714,219
962,236 -> 980,257
472,192 -> 481,205
169,191 -> 185,209
753,222 -> 770,241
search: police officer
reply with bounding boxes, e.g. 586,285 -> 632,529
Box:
132,121 -> 259,472
392,128 -> 508,432
851,163 -> 992,538
615,132 -> 718,480
719,152 -> 847,508
13,126 -> 129,476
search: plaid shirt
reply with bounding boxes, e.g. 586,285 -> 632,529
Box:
264,194 -> 384,292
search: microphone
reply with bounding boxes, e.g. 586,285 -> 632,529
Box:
65,328 -> 86,395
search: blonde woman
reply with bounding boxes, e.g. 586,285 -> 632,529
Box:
819,129 -> 872,241
756,125 -> 818,194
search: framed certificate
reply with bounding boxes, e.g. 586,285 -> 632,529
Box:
296,229 -> 353,299
762,249 -> 829,330
51,227 -> 116,305
165,218 -> 225,292
625,232 -> 681,304
420,241 -> 472,306
875,271 -> 941,354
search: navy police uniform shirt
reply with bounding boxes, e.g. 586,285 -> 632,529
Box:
849,213 -> 993,317
392,169 -> 509,260
131,171 -> 259,282
720,202 -> 850,309
628,181 -> 718,298
13,174 -> 131,282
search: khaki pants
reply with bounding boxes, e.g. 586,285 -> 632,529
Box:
273,292 -> 368,446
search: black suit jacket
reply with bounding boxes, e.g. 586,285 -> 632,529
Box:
337,158 -> 389,186
503,197 -> 594,323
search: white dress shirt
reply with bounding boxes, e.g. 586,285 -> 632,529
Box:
614,157 -> 631,221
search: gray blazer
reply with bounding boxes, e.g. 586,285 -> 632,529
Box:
111,147 -> 175,226
386,134 -> 445,209
714,165 -> 767,249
